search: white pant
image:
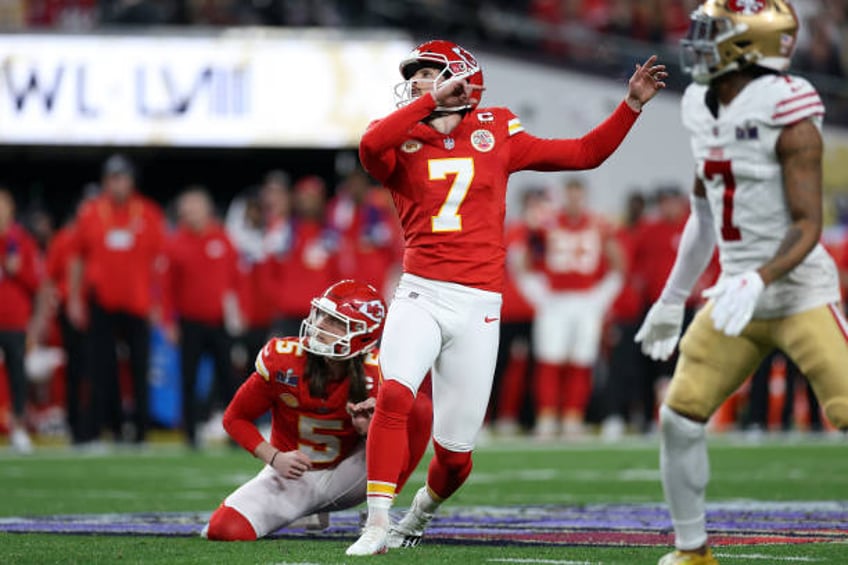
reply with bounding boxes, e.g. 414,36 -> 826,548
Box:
222,444 -> 366,538
380,273 -> 502,451
533,290 -> 603,365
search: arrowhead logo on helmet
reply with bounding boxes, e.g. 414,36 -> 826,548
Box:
299,280 -> 388,360
393,39 -> 484,112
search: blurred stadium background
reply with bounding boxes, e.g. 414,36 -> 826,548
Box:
1,1 -> 847,562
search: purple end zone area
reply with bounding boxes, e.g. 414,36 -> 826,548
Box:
1,502 -> 846,546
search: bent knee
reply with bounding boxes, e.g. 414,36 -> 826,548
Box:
433,441 -> 472,473
205,505 -> 257,541
822,398 -> 848,430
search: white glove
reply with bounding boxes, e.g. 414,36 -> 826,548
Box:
591,272 -> 624,312
516,273 -> 551,308
634,301 -> 686,361
702,271 -> 764,337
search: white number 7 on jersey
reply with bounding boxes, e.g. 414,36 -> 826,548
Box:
429,158 -> 475,232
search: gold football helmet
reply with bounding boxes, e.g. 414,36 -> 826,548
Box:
680,0 -> 799,85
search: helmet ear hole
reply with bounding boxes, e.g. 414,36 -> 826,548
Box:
300,280 -> 386,360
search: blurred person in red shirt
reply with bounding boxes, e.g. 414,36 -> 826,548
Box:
489,188 -> 551,436
227,171 -> 292,364
202,280 -> 432,541
631,186 -> 718,432
162,187 -> 242,448
514,178 -> 626,440
600,190 -> 648,440
269,175 -> 340,338
67,154 -> 167,444
43,213 -> 88,444
0,188 -> 41,453
327,167 -> 402,300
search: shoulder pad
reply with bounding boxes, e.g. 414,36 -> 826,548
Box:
255,337 -> 303,381
762,74 -> 824,127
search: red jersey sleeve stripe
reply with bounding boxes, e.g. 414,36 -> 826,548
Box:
771,102 -> 825,120
775,91 -> 819,107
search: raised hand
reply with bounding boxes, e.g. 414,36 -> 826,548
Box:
625,55 -> 668,111
432,76 -> 483,109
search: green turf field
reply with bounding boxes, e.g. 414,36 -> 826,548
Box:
2,434 -> 847,564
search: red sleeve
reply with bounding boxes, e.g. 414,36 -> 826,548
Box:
158,235 -> 177,324
508,101 -> 639,172
15,232 -> 42,295
222,373 -> 275,454
148,204 -> 168,312
359,94 -> 437,183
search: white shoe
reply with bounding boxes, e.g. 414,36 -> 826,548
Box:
601,415 -> 625,442
346,525 -> 388,556
386,487 -> 435,548
533,415 -> 558,441
10,428 -> 33,454
494,419 -> 520,437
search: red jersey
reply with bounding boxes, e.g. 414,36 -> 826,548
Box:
533,211 -> 614,292
223,337 -> 381,469
0,224 -> 41,331
270,220 -> 340,318
71,193 -> 166,317
327,190 -> 403,293
45,224 -> 76,304
610,222 -> 646,322
359,93 -> 639,293
633,215 -> 687,304
501,222 -> 534,322
163,223 -> 239,325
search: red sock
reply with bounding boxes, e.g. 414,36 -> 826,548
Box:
398,381 -> 433,493
206,505 -> 257,541
561,364 -> 593,413
498,352 -> 528,420
426,441 -> 473,500
366,380 -> 415,502
535,362 -> 562,416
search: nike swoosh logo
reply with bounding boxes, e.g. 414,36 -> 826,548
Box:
484,316 -> 499,323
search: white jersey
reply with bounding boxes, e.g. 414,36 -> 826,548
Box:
682,73 -> 840,318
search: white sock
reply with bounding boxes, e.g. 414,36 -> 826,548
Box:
416,485 -> 441,514
659,404 -> 709,551
364,497 -> 393,529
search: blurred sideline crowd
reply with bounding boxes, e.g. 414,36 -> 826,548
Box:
2,154 -> 848,453
0,1 -> 844,120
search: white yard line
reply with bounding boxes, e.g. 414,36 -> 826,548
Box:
488,559 -> 602,565
714,554 -> 825,562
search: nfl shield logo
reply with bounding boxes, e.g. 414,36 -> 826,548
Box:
443,137 -> 455,150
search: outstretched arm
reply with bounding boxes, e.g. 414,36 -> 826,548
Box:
509,56 -> 666,172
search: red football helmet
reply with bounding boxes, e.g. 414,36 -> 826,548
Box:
300,280 -> 387,360
394,39 -> 484,112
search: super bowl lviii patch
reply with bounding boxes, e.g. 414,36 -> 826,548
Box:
471,129 -> 495,152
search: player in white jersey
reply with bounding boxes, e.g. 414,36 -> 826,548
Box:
634,2 -> 848,564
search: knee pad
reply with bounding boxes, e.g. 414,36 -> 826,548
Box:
205,505 -> 257,541
822,397 -> 848,430
660,404 -> 706,443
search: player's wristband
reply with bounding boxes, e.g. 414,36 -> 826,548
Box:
269,450 -> 281,467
